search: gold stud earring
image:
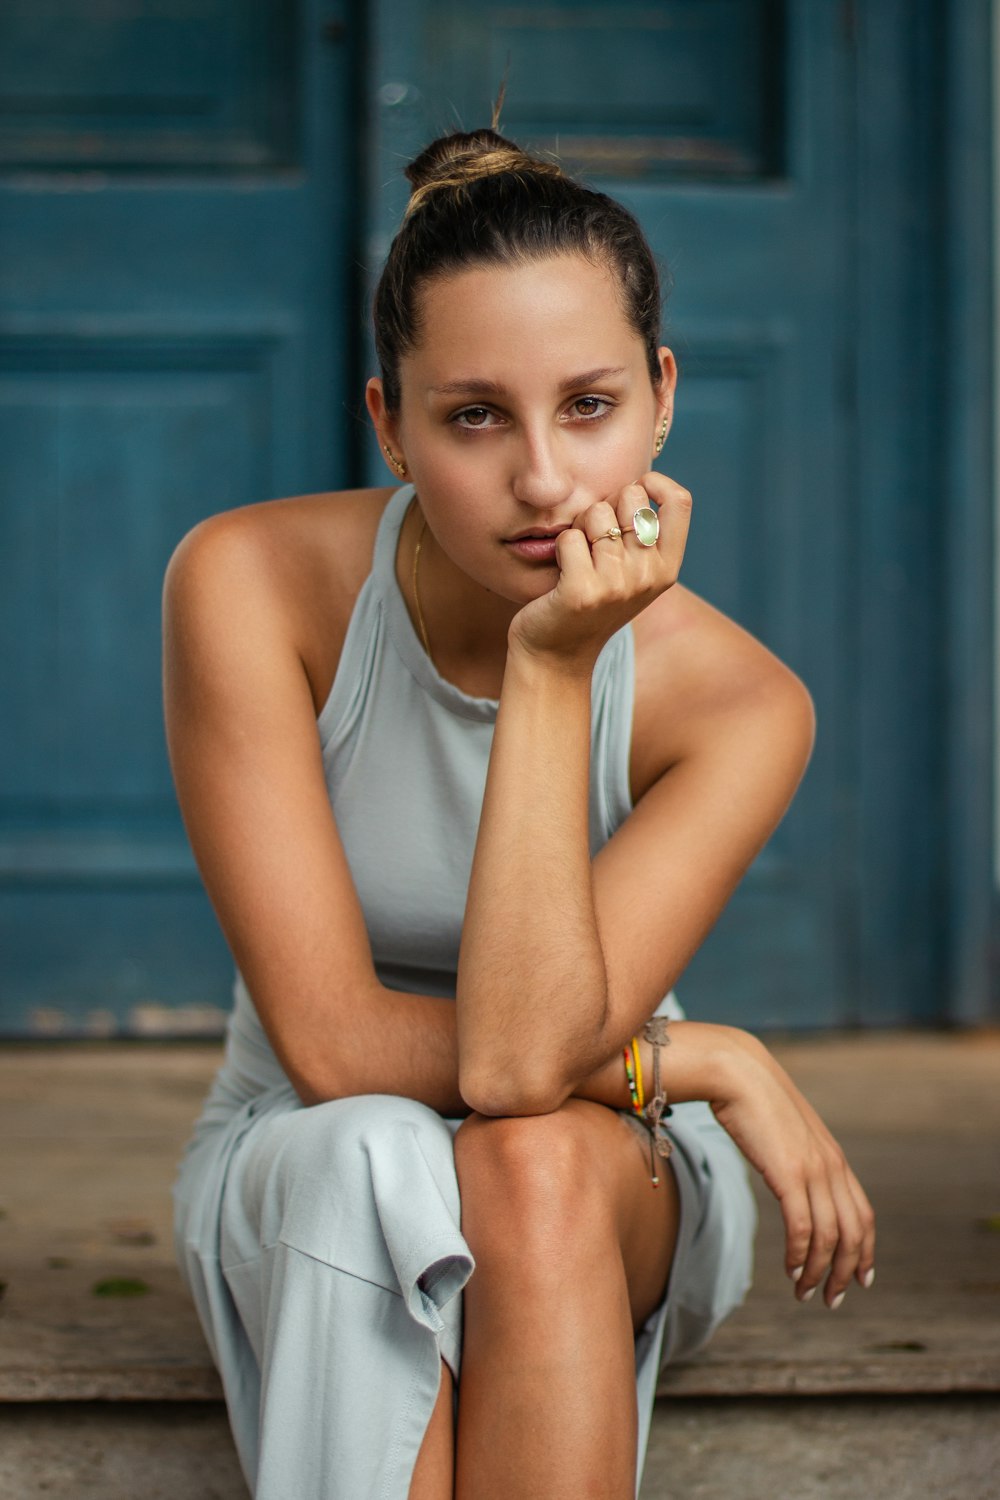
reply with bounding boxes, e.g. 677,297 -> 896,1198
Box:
653,417 -> 669,457
383,444 -> 407,477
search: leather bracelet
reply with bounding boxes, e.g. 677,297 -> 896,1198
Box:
641,1016 -> 674,1186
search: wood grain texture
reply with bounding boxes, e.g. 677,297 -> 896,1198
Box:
0,1035 -> 997,1402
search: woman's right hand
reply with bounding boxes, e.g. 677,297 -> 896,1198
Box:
507,472 -> 692,673
708,1033 -> 876,1307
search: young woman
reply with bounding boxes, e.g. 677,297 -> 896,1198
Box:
167,122 -> 875,1500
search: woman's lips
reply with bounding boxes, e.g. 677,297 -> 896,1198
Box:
504,534 -> 562,563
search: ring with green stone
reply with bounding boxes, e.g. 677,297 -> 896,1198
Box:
623,507 -> 660,547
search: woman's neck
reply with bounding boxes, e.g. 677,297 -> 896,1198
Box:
396,497 -> 518,697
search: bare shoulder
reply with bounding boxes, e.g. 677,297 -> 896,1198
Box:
164,486 -> 397,713
630,581 -> 816,801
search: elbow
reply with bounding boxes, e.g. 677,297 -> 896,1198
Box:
284,1061 -> 331,1109
291,1075 -> 327,1109
279,1047 -> 348,1109
459,1062 -> 567,1118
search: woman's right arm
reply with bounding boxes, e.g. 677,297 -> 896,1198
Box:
162,510 -> 468,1113
162,510 -> 644,1114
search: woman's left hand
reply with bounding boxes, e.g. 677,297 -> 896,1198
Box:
709,1034 -> 877,1307
507,470 -> 692,668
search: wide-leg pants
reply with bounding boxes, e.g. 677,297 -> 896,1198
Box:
173,1080 -> 756,1500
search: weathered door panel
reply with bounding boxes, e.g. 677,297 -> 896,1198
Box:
0,0 -> 356,1033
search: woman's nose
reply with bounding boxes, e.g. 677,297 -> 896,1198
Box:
510,430 -> 573,510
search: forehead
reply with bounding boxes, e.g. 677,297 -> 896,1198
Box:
406,254 -> 643,382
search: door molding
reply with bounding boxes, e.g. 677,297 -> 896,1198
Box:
853,0 -> 997,1024
853,0 -> 950,1021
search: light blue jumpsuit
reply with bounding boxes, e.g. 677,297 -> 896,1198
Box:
172,482 -> 757,1499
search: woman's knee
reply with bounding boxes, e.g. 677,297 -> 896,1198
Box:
454,1105 -> 616,1264
239,1093 -> 457,1251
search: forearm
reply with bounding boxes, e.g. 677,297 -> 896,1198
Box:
288,981 -> 468,1116
456,647 -> 610,1113
297,973 -> 745,1124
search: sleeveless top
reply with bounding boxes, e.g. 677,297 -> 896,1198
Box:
217,481 -> 680,1104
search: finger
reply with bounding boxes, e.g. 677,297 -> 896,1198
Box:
620,476 -> 691,579
652,479 -> 693,580
778,1182 -> 814,1291
820,1142 -> 876,1291
821,1173 -> 867,1308
615,483 -> 656,548
581,499 -> 629,553
846,1171 -> 877,1288
797,1179 -> 840,1303
554,524 -> 597,578
578,502 -> 632,590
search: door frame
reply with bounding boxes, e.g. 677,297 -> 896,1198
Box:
852,0 -> 996,1024
943,0 -> 996,1021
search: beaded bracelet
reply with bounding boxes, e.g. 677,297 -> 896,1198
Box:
622,1038 -> 645,1115
632,1034 -> 645,1113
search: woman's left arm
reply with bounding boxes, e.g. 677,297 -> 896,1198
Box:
455,592 -> 877,1308
456,641 -> 814,1116
455,474 -> 812,1117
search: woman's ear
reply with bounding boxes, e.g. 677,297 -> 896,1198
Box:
654,347 -> 677,440
366,378 -> 408,479
365,377 -> 393,445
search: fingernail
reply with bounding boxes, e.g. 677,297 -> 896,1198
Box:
799,1286 -> 816,1302
789,1265 -> 805,1283
829,1291 -> 846,1310
862,1267 -> 876,1289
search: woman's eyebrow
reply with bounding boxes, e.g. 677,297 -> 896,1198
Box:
428,366 -> 628,397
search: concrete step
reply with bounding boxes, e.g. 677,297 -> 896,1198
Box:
1,1033 -> 999,1496
1,1396 -> 998,1500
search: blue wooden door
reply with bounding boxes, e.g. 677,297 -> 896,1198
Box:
0,0 -> 356,1034
1,1 -> 956,1034
363,0 -> 946,1029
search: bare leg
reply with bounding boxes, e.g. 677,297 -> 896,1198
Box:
452,1100 -> 680,1500
409,1358 -> 455,1500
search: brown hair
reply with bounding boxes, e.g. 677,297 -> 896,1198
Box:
372,127 -> 668,414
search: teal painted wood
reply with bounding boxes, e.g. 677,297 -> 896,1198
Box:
0,0 -> 358,1034
853,0 -> 948,1025
940,0 -> 998,1023
1,0 -> 974,1033
0,1 -> 298,170
364,0 -> 862,1028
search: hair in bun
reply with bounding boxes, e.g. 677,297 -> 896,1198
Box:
372,116 -> 667,413
402,129 -> 564,222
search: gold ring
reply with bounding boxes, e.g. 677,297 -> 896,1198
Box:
595,527 -> 623,541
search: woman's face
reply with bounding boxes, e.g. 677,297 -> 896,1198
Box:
368,252 -> 676,605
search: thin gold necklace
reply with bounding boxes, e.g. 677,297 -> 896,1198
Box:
411,509 -> 434,667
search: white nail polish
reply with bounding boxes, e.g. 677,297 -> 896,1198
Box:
800,1286 -> 816,1302
862,1267 -> 876,1289
830,1291 -> 846,1310
790,1265 -> 805,1282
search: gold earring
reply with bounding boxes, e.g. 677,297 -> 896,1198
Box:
383,444 -> 407,477
653,417 -> 668,457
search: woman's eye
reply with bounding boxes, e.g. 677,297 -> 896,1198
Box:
570,396 -> 612,420
454,407 -> 495,429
